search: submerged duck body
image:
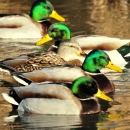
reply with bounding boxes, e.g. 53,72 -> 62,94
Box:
2,76 -> 113,115
0,0 -> 65,39
37,23 -> 130,68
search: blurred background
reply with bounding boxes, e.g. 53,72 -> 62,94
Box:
0,0 -> 130,38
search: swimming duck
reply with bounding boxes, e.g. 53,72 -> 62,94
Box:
12,50 -> 122,94
36,23 -> 130,68
0,40 -> 85,75
2,76 -> 113,114
72,35 -> 130,51
0,0 -> 65,39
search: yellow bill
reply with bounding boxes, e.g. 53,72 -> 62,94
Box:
77,49 -> 86,56
49,10 -> 65,22
77,51 -> 87,58
105,61 -> 123,73
36,34 -> 53,46
94,88 -> 113,102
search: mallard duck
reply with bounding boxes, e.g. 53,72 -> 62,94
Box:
72,35 -> 130,51
0,40 -> 85,75
2,76 -> 113,114
12,50 -> 122,94
36,23 -> 130,68
0,0 -> 65,39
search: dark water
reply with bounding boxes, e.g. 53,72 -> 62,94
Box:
0,0 -> 130,130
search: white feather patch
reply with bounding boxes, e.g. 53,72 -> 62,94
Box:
2,93 -> 19,105
13,75 -> 29,86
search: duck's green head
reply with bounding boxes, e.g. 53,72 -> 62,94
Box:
70,76 -> 113,102
30,0 -> 65,21
82,50 -> 122,73
36,23 -> 71,45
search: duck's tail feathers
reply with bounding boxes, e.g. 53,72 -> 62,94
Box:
2,93 -> 19,106
13,72 -> 32,86
117,42 -> 130,57
125,61 -> 130,69
4,115 -> 19,122
0,63 -> 15,75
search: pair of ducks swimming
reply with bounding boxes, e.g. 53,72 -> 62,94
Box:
1,0 -> 130,115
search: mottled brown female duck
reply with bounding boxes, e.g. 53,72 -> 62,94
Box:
0,40 -> 85,74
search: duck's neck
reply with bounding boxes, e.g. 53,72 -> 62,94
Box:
50,40 -> 62,53
55,40 -> 62,47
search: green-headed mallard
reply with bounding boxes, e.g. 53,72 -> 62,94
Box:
36,23 -> 130,69
0,0 -> 65,39
12,50 -> 122,94
2,76 -> 113,115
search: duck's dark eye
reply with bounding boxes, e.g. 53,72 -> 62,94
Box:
44,6 -> 50,10
69,45 -> 73,47
99,56 -> 105,59
87,83 -> 92,87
